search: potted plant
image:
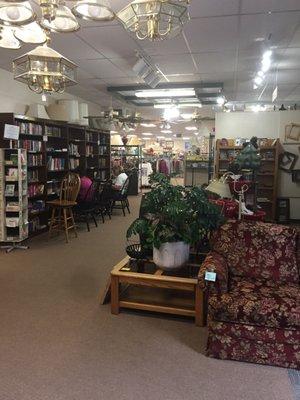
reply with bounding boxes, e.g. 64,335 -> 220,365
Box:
126,173 -> 224,270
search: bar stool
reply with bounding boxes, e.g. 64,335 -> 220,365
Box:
47,173 -> 81,243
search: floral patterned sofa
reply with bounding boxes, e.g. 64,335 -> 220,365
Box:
199,220 -> 300,369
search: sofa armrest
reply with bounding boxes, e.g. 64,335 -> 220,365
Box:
198,251 -> 229,295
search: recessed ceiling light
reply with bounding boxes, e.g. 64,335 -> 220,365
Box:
135,88 -> 195,98
182,137 -> 190,140
217,97 -> 226,106
141,123 -> 156,127
157,136 -> 165,139
142,137 -> 151,140
185,126 -> 197,131
161,130 -> 172,134
142,132 -> 153,136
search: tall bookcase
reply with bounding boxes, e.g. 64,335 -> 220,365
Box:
215,139 -> 280,221
0,148 -> 28,251
0,113 -> 111,237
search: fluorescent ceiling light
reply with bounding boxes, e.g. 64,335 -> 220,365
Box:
140,123 -> 156,127
157,136 -> 165,139
142,137 -> 151,140
135,88 -> 195,98
194,132 -> 199,136
182,137 -> 190,140
263,50 -> 272,60
164,107 -> 180,121
110,130 -> 118,134
161,130 -> 172,134
154,104 -> 174,109
142,132 -> 153,136
181,113 -> 193,119
185,126 -> 198,131
251,104 -> 266,113
178,103 -> 202,108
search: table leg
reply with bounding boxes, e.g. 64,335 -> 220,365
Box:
111,275 -> 120,315
195,285 -> 204,327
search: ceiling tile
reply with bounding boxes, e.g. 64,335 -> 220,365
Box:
151,54 -> 198,75
190,0 -> 239,17
238,12 -> 300,50
141,34 -> 190,56
241,0 -> 300,13
184,16 -> 239,52
76,59 -> 127,78
51,32 -> 104,60
77,25 -> 137,59
193,51 -> 236,73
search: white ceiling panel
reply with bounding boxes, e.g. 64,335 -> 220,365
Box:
241,0 -> 300,13
51,33 -> 104,60
77,25 -> 138,59
269,69 -> 300,84
238,12 -> 300,50
141,33 -> 190,56
193,51 -> 236,73
102,77 -> 141,85
189,0 -> 239,17
184,16 -> 239,52
76,59 -> 127,79
151,54 -> 198,75
276,47 -> 300,69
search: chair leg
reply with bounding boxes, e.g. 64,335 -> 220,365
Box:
63,208 -> 69,243
126,199 -> 130,214
48,207 -> 56,238
121,201 -> 126,216
86,214 -> 90,232
70,208 -> 77,238
92,213 -> 98,227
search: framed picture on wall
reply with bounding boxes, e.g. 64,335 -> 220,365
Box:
279,151 -> 298,173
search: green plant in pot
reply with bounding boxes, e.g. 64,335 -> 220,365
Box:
127,173 -> 224,270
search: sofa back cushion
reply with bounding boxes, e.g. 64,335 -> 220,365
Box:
212,221 -> 299,284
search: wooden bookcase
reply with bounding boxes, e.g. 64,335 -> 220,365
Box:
0,113 -> 110,237
215,139 -> 280,221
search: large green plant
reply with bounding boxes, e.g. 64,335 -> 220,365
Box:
127,174 -> 224,249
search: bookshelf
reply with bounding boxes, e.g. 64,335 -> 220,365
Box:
215,139 -> 280,221
0,113 -> 110,237
0,148 -> 29,251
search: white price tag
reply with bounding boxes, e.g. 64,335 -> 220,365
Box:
43,135 -> 48,142
205,271 -> 217,282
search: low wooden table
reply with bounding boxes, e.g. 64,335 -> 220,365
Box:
110,254 -> 206,326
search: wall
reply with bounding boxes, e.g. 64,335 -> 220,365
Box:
216,110 -> 300,219
0,67 -> 100,116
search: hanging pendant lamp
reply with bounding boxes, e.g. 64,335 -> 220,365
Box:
0,1 -> 36,26
14,21 -> 47,44
72,0 -> 114,21
0,25 -> 21,48
41,3 -> 80,32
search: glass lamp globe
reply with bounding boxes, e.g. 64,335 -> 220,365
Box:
41,4 -> 80,32
72,0 -> 114,21
0,1 -> 36,26
14,22 -> 47,44
0,25 -> 21,48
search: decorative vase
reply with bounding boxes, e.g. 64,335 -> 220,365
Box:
153,241 -> 190,271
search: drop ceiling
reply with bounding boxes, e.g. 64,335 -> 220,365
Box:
0,0 -> 299,117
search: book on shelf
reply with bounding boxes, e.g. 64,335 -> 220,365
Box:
28,154 -> 43,166
6,202 -> 20,212
47,156 -> 65,171
28,183 -> 44,197
45,126 -> 62,137
6,217 -> 20,227
17,122 -> 43,136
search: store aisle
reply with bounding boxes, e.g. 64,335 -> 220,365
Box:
0,195 -> 295,400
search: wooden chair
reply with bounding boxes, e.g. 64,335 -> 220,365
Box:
111,177 -> 130,216
47,173 -> 81,243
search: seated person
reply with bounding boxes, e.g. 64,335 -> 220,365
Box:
112,166 -> 128,196
77,175 -> 94,202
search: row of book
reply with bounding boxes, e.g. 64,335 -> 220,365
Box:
28,183 -> 44,198
20,140 -> 42,152
17,122 -> 43,136
69,143 -> 80,156
28,154 -> 43,166
47,157 -> 66,171
45,126 -> 62,137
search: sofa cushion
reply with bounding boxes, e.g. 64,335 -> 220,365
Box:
209,277 -> 300,329
212,221 -> 299,284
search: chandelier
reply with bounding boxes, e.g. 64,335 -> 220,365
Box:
117,0 -> 190,41
13,38 -> 78,94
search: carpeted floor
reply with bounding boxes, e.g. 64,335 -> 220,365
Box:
0,195 -> 296,400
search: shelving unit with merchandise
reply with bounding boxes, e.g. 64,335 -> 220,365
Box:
111,145 -> 141,195
215,138 -> 280,221
0,148 -> 29,252
0,113 -> 111,237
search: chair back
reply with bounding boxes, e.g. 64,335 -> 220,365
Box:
99,180 -> 113,203
121,176 -> 130,198
212,220 -> 299,285
60,173 -> 81,202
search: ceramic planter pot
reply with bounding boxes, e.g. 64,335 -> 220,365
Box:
153,241 -> 190,271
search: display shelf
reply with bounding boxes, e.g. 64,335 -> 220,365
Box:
215,139 -> 280,221
0,113 -> 110,237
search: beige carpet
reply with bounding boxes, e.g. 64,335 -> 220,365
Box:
0,195 -> 295,400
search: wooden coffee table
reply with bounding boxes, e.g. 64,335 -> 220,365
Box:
110,254 -> 206,326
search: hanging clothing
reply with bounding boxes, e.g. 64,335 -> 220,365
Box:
141,162 -> 153,186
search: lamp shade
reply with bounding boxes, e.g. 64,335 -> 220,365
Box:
206,179 -> 232,199
41,4 -> 80,32
0,1 -> 36,26
0,26 -> 21,48
14,22 -> 47,44
72,0 -> 114,21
